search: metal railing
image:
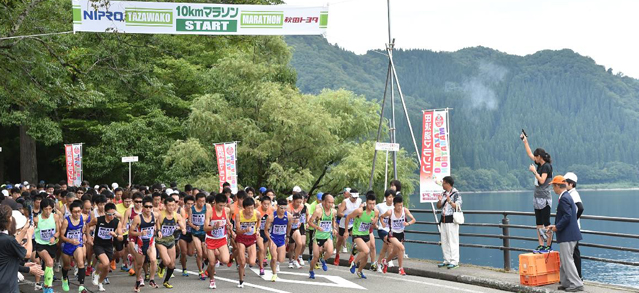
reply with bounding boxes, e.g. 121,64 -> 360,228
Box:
407,209 -> 639,271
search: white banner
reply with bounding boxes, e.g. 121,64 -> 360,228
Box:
375,142 -> 400,152
420,110 -> 450,203
72,0 -> 328,35
215,142 -> 238,194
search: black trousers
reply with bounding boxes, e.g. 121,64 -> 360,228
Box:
573,241 -> 582,279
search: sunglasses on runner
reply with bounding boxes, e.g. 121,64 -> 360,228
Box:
106,212 -> 116,216
134,200 -> 143,203
144,205 -> 153,209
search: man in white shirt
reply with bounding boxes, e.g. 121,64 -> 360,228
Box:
564,172 -> 584,280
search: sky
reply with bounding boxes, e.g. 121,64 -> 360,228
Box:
285,0 -> 639,78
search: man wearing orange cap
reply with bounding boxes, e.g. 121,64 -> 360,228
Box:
547,176 -> 584,292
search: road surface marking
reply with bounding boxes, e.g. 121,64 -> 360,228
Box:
186,270 -> 291,293
250,267 -> 366,290
384,276 -> 487,293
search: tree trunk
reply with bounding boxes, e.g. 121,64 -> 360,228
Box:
19,124 -> 38,184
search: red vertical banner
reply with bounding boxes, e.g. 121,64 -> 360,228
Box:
65,144 -> 75,187
215,144 -> 227,193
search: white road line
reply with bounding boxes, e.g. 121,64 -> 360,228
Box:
185,270 -> 291,293
383,276 -> 487,293
249,267 -> 367,290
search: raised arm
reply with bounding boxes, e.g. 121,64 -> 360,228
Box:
521,135 -> 535,161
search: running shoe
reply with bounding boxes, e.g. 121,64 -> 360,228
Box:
259,267 -> 265,275
182,269 -> 189,277
110,260 -> 116,271
288,261 -> 294,268
237,282 -> 244,288
199,271 -> 206,280
104,277 -> 110,284
145,274 -> 149,281
437,262 -> 448,268
139,279 -> 145,287
62,279 -> 70,292
271,274 -> 277,282
333,254 -> 340,266
92,272 -> 100,286
56,262 -> 61,273
349,261 -> 357,274
293,260 -> 302,269
309,271 -> 315,279
44,287 -> 53,293
98,283 -> 106,292
399,267 -> 407,275
342,246 -> 348,253
382,259 -> 388,274
227,259 -> 233,267
163,282 -> 173,288
79,285 -> 88,293
148,280 -> 159,288
158,265 -> 165,278
121,265 -> 129,272
388,260 -> 395,268
348,255 -> 354,265
320,258 -> 328,271
447,264 -> 459,270
315,262 -> 320,270
376,263 -> 384,273
209,279 -> 216,289
298,256 -> 305,266
357,271 -> 367,279
533,245 -> 544,253
86,266 -> 93,276
128,268 -> 136,276
276,264 -> 280,273
370,262 -> 378,272
133,286 -> 140,293
34,283 -> 42,291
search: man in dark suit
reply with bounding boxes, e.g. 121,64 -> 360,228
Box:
547,175 -> 584,292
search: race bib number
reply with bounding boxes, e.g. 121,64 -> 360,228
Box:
358,222 -> 371,232
161,225 -> 176,237
319,221 -> 331,232
140,227 -> 154,240
300,213 -> 306,224
392,219 -> 404,230
240,222 -> 256,235
382,218 -> 389,226
40,228 -> 55,241
192,214 -> 205,226
67,230 -> 83,241
97,227 -> 114,240
259,220 -> 266,230
348,218 -> 354,227
125,222 -> 131,232
211,226 -> 225,239
272,224 -> 286,235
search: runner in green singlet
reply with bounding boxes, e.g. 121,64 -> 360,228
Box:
307,193 -> 337,279
344,193 -> 379,279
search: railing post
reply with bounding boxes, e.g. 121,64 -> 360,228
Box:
502,214 -> 511,271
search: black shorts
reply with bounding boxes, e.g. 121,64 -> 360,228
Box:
389,232 -> 405,242
377,230 -> 389,243
192,233 -> 205,243
35,243 -> 57,258
94,244 -> 114,262
290,226 -> 306,238
180,232 -> 193,243
534,206 -> 551,226
316,238 -> 329,248
338,227 -> 352,237
113,238 -> 125,251
260,230 -> 269,243
353,235 -> 370,243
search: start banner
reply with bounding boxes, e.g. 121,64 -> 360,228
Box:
214,142 -> 238,194
419,110 -> 450,203
72,0 -> 328,35
65,143 -> 83,187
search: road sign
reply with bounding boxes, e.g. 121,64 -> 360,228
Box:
375,142 -> 400,152
121,156 -> 139,163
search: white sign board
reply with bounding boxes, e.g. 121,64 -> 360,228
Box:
121,156 -> 139,163
375,142 -> 400,152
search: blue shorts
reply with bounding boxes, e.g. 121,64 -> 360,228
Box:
377,229 -> 389,243
272,235 -> 286,248
62,242 -> 82,256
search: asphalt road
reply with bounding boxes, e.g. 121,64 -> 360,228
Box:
20,260 -> 509,293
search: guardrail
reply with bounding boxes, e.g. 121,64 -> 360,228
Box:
407,209 -> 639,271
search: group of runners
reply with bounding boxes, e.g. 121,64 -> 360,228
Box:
19,180 -> 416,292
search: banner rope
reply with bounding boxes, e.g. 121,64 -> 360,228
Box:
0,31 -> 73,41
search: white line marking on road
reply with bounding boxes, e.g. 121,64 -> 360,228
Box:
249,267 -> 367,290
384,276 -> 487,293
186,270 -> 291,293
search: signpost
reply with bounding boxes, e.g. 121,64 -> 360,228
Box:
122,156 -> 139,187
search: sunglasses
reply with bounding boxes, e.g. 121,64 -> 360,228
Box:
144,205 -> 153,209
106,212 -> 116,216
134,201 -> 143,203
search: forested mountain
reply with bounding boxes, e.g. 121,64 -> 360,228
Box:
286,36 -> 639,190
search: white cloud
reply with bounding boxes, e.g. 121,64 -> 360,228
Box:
285,0 -> 639,78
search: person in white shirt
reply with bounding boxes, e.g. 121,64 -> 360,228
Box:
373,189 -> 395,272
564,172 -> 584,280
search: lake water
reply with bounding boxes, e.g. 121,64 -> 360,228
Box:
380,190 -> 639,289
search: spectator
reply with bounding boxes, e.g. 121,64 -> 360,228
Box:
564,172 -> 584,279
390,180 -> 402,197
520,134 -> 554,252
437,176 -> 462,269
547,176 -> 584,292
0,205 -> 32,293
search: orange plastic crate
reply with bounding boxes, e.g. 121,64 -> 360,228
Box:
520,271 -> 560,286
519,251 -> 560,275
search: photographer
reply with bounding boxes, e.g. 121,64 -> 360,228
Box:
521,132 -> 553,252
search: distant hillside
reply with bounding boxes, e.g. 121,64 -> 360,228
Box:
286,36 -> 639,191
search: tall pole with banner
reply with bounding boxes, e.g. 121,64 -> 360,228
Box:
122,156 -> 138,187
65,143 -> 83,187
214,141 -> 238,194
420,109 -> 452,226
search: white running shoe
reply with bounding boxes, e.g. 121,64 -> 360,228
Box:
215,261 -> 220,268
388,260 -> 395,268
92,273 -> 100,286
377,263 -> 384,273
209,279 -> 216,289
98,283 -> 106,292
293,261 -> 302,269
288,261 -> 294,268
342,246 -> 348,253
237,282 -> 244,288
276,264 -> 280,273
35,283 -> 42,290
55,262 -> 61,273
298,256 -> 305,266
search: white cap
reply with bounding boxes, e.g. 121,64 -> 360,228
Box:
1,190 -> 8,197
22,181 -> 29,186
12,210 -> 27,230
564,172 -> 578,183
287,195 -> 293,201
112,182 -> 119,190
165,188 -> 174,195
94,185 -> 100,190
292,186 -> 302,193
344,187 -> 351,193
